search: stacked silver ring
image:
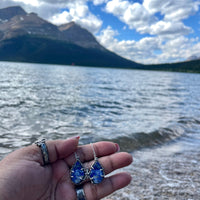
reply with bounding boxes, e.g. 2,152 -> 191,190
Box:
35,139 -> 87,199
35,138 -> 50,165
76,185 -> 86,200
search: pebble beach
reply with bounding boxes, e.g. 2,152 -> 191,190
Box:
106,137 -> 200,200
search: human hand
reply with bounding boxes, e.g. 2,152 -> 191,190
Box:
0,137 -> 132,200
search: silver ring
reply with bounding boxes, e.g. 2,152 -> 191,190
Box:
76,185 -> 86,200
35,139 -> 50,165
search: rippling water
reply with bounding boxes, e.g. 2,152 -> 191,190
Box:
0,61 -> 200,158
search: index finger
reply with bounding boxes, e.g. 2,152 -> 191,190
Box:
65,141 -> 120,166
20,136 -> 80,165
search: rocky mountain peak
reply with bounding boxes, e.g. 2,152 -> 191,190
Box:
0,6 -> 105,50
59,21 -> 76,31
0,6 -> 26,21
0,7 -> 142,69
58,22 -> 105,50
186,55 -> 200,61
0,9 -> 60,41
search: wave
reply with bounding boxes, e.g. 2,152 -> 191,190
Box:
0,101 -> 26,109
104,117 -> 200,152
104,127 -> 184,152
177,116 -> 200,125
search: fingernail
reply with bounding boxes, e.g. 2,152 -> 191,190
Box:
115,143 -> 120,152
69,136 -> 80,140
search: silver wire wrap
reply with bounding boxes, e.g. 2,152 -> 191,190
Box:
76,185 -> 86,200
35,139 -> 50,165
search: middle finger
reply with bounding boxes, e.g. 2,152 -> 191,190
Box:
65,141 -> 119,166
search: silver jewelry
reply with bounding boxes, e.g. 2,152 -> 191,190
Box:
70,152 -> 86,185
70,143 -> 104,185
76,185 -> 86,200
35,139 -> 50,165
89,143 -> 105,184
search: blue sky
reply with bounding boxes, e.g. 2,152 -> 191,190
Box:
1,0 -> 200,64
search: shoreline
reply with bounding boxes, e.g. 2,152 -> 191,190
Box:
105,137 -> 200,200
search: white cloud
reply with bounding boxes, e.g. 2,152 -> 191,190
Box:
123,3 -> 155,29
33,0 -> 87,4
97,26 -> 200,64
96,26 -> 119,48
149,20 -> 192,36
105,0 -> 129,16
51,3 -> 89,23
97,26 -> 162,64
143,0 -> 200,21
50,2 -> 102,33
105,0 -> 155,33
156,36 -> 200,63
105,0 -> 199,36
12,0 -> 41,7
92,0 -> 108,5
0,0 -> 102,33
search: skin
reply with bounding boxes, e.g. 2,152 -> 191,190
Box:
0,137 -> 133,200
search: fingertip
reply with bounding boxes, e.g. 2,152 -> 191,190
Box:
119,152 -> 133,165
112,172 -> 132,190
123,172 -> 132,185
127,152 -> 133,164
59,136 -> 80,154
115,143 -> 120,152
84,172 -> 132,200
64,136 -> 80,150
46,137 -> 80,163
67,136 -> 80,141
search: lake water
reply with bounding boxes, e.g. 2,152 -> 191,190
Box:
0,62 -> 200,199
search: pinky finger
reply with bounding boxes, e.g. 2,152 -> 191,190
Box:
84,172 -> 132,200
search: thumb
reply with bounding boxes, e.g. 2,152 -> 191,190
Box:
45,136 -> 80,164
19,136 -> 80,165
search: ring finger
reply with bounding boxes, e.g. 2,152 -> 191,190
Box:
81,172 -> 132,200
65,141 -> 120,166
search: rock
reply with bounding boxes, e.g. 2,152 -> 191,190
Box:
59,22 -> 105,50
0,6 -> 26,21
0,10 -> 61,41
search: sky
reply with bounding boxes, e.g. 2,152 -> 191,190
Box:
0,0 -> 200,64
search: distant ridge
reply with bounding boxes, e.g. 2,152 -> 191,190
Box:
145,59 -> 200,73
0,6 -> 142,68
0,6 -> 199,72
187,55 -> 200,61
0,6 -> 26,21
58,22 -> 104,50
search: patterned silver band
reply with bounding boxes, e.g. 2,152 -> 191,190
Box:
76,185 -> 86,200
35,139 -> 50,165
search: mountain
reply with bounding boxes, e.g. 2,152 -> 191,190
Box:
58,22 -> 105,50
0,6 -> 26,21
0,6 -> 199,72
0,12 -> 61,41
0,6 -> 141,68
186,55 -> 200,61
145,59 -> 200,73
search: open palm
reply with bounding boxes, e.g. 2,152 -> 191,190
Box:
0,138 -> 132,200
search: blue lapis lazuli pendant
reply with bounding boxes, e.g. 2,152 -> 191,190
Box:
89,159 -> 105,184
70,159 -> 86,185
